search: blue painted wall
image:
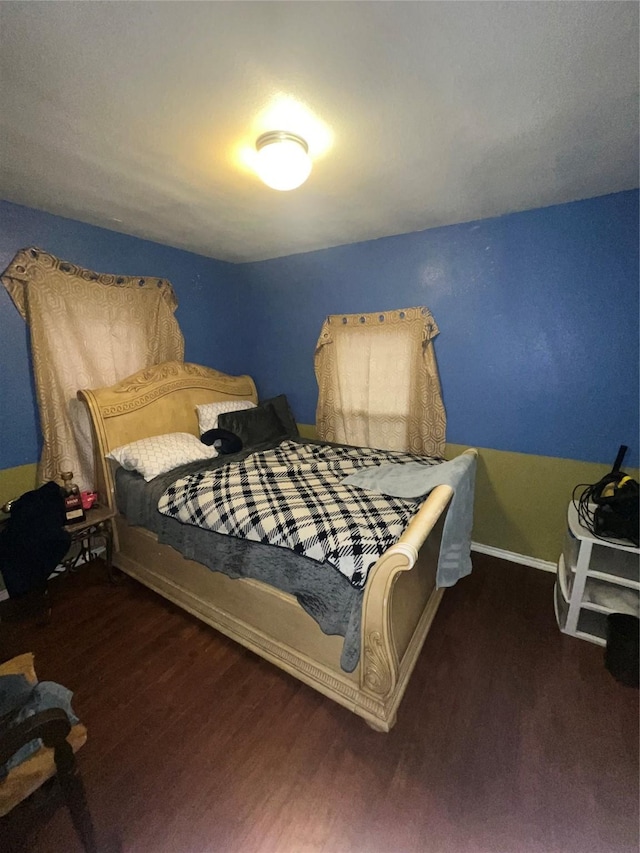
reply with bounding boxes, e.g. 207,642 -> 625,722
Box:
2,191 -> 637,472
0,200 -> 244,470
240,191 -> 639,467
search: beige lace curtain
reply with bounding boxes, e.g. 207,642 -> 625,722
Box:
1,247 -> 184,490
314,307 -> 446,457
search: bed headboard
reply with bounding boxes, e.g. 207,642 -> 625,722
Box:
78,361 -> 258,511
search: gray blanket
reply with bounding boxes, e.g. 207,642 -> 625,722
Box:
342,453 -> 477,587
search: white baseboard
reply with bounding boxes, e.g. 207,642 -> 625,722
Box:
471,541 -> 556,573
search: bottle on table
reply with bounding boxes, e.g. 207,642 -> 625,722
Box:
60,471 -> 86,524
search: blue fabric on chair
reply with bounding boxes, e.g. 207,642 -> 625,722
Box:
0,674 -> 79,778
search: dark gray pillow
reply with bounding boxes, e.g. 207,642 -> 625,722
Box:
260,394 -> 299,437
218,402 -> 287,447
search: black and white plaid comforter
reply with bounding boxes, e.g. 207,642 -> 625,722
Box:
157,440 -> 439,588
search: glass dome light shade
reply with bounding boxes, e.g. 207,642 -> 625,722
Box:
255,132 -> 312,191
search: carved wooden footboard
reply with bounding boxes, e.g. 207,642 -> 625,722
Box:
358,483 -> 454,729
79,361 -> 475,731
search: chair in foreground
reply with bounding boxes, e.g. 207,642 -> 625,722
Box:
0,653 -> 96,853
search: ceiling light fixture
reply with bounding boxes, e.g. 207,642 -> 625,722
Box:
255,131 -> 312,191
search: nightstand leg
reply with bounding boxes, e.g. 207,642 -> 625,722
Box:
105,521 -> 115,584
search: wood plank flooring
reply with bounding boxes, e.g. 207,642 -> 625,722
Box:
0,554 -> 637,853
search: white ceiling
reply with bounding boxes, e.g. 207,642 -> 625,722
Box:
0,2 -> 637,263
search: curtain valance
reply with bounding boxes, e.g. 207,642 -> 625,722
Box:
2,246 -> 179,319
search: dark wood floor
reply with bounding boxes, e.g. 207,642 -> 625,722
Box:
0,554 -> 637,853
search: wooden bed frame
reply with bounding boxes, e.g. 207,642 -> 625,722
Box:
79,361 -> 476,732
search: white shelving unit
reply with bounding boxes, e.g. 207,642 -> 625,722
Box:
554,502 -> 640,646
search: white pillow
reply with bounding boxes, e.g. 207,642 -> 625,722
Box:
107,432 -> 218,481
196,399 -> 256,435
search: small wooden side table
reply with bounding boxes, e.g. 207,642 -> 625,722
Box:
63,505 -> 116,582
